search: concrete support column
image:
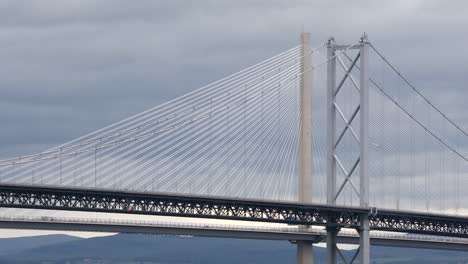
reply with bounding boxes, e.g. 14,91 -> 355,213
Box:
297,241 -> 314,264
297,31 -> 314,264
359,214 -> 371,264
326,226 -> 338,264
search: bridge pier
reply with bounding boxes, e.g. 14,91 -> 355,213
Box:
359,215 -> 371,264
297,241 -> 314,264
326,226 -> 338,264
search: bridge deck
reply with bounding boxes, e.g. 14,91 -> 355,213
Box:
1,216 -> 467,251
0,184 -> 467,238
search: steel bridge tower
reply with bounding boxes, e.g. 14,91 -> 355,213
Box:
325,34 -> 370,264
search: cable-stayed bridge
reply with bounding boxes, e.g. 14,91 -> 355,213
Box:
0,33 -> 467,263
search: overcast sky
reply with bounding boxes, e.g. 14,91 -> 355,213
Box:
0,0 -> 467,238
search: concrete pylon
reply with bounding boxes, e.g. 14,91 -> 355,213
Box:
297,31 -> 314,264
297,240 -> 314,264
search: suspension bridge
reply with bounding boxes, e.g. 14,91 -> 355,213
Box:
0,32 -> 467,263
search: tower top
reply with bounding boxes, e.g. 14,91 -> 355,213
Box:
300,32 -> 311,44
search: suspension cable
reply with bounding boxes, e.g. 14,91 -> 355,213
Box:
369,43 -> 468,138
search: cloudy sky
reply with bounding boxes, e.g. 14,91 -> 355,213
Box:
0,0 -> 467,237
1,0 -> 467,157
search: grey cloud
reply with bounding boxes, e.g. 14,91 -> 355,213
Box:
0,1 -> 467,212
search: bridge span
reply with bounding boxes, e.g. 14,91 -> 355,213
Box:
1,183 -> 468,239
0,215 -> 467,251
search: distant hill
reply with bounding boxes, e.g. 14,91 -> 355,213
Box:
0,234 -> 82,256
0,233 -> 467,263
